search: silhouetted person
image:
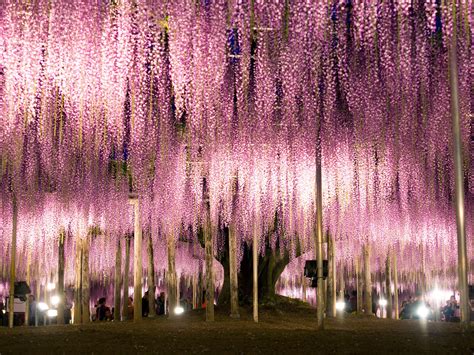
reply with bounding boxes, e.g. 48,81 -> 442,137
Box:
156,292 -> 165,315
142,291 -> 149,317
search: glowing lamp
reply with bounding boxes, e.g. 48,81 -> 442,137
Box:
38,302 -> 49,312
416,304 -> 430,319
174,306 -> 184,315
51,295 -> 60,306
47,283 -> 56,291
335,301 -> 345,312
46,309 -> 58,318
378,299 -> 388,307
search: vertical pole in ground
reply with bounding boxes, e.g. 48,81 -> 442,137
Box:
327,235 -> 336,317
73,239 -> 82,324
57,229 -> 65,324
192,274 -> 197,309
129,198 -> 142,322
203,178 -> 214,321
114,239 -> 122,322
8,193 -> 17,328
385,250 -> 392,319
339,264 -> 345,304
253,217 -> 259,323
315,150 -> 324,329
393,253 -> 399,319
364,244 -> 373,315
229,223 -> 240,318
167,235 -> 177,317
448,2 -> 469,328
81,237 -> 90,324
147,231 -> 156,318
25,249 -> 31,326
356,256 -> 363,314
122,236 -> 131,320
35,266 -> 40,327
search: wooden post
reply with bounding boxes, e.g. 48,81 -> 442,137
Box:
203,178 -> 214,322
25,250 -> 31,326
339,264 -> 345,303
167,235 -> 177,317
192,274 -> 197,309
356,257 -> 363,314
301,274 -> 307,302
253,218 -> 258,323
147,232 -> 156,317
315,152 -> 324,329
229,223 -> 240,318
122,236 -> 131,320
385,251 -> 393,319
448,2 -> 470,327
327,235 -> 336,317
393,253 -> 399,320
57,229 -> 66,324
129,198 -> 142,322
35,269 -> 40,326
81,237 -> 90,324
8,193 -> 17,328
73,239 -> 82,324
114,239 -> 122,322
363,244 -> 372,315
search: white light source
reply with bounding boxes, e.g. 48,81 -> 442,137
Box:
174,306 -> 184,315
50,295 -> 60,306
1,309 -> 5,314
46,309 -> 58,318
38,302 -> 49,312
46,283 -> 56,291
335,301 -> 345,312
417,304 -> 430,319
378,299 -> 388,307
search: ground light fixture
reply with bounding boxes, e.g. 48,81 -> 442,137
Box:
46,309 -> 58,318
416,304 -> 430,319
378,299 -> 388,307
174,306 -> 184,315
46,283 -> 56,291
37,302 -> 49,312
335,301 -> 345,312
50,295 -> 60,306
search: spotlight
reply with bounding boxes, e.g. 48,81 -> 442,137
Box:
416,304 -> 430,319
1,309 -> 5,314
46,283 -> 56,291
378,299 -> 387,307
174,306 -> 184,315
46,309 -> 58,318
335,301 -> 345,312
37,302 -> 49,312
50,295 -> 60,306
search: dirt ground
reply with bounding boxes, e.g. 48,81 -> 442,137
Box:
0,302 -> 473,354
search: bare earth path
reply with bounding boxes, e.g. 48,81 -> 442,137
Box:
0,304 -> 473,354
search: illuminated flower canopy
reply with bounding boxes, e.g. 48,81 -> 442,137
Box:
0,0 -> 472,288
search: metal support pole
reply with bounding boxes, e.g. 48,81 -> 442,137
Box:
253,218 -> 259,323
129,198 -> 142,322
8,194 -> 17,328
448,2 -> 469,328
315,152 -> 324,329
